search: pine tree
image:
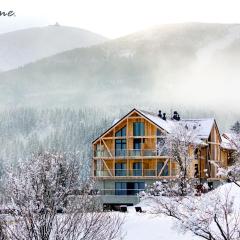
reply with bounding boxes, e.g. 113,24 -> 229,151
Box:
231,121 -> 240,134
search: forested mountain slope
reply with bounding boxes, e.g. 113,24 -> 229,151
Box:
1,23 -> 240,111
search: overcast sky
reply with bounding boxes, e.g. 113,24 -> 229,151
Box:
1,0 -> 240,38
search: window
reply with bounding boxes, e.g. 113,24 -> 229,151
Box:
157,162 -> 169,176
133,139 -> 141,149
133,162 -> 142,176
194,164 -> 199,178
115,163 -> 127,176
133,122 -> 145,136
157,138 -> 167,155
115,126 -> 126,137
132,182 -> 145,195
115,182 -> 127,195
115,139 -> 126,156
115,182 -> 145,195
194,149 -> 200,160
157,129 -> 162,136
115,126 -> 127,156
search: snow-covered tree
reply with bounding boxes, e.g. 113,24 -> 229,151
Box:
217,132 -> 240,188
231,121 -> 240,134
157,123 -> 199,196
1,152 -> 123,240
148,184 -> 240,240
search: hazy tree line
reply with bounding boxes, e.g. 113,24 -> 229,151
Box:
0,106 -> 238,177
0,107 -> 118,179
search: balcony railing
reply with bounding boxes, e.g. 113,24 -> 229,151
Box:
94,149 -> 165,158
94,169 -> 177,177
97,189 -> 145,195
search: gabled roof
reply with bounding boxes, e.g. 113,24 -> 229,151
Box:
92,108 -> 218,144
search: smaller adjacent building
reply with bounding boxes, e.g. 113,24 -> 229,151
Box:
92,108 -> 232,206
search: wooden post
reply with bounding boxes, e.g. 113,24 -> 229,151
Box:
155,159 -> 158,177
113,128 -> 116,177
169,158 -> 172,177
127,117 -> 129,176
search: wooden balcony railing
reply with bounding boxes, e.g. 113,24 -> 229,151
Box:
93,169 -> 177,177
94,149 -> 168,158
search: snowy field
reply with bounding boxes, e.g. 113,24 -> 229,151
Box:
122,207 -> 197,240
120,183 -> 240,240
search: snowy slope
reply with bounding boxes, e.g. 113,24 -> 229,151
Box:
0,24 -> 108,71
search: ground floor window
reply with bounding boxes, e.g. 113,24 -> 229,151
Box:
115,182 -> 145,195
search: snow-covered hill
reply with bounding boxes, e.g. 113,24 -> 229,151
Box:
0,24 -> 108,71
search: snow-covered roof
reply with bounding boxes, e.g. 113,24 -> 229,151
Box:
138,110 -> 175,133
221,133 -> 237,150
179,118 -> 215,139
138,109 -> 215,139
93,108 -> 217,144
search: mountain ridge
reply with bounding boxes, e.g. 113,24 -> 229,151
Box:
0,24 -> 108,71
1,22 -> 240,112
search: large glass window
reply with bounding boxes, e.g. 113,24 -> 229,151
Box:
157,138 -> 167,155
157,162 -> 169,176
128,182 -> 145,195
115,126 -> 126,156
115,163 -> 127,176
115,182 -> 127,195
133,162 -> 142,176
115,126 -> 126,137
115,139 -> 126,156
133,122 -> 145,136
115,182 -> 145,195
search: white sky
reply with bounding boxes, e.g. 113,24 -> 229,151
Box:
1,0 -> 240,38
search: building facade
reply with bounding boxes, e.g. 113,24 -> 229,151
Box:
92,109 -> 231,206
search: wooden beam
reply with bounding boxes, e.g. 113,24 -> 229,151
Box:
102,159 -> 113,177
102,136 -> 160,140
208,141 -> 220,145
158,159 -> 169,176
102,138 -> 113,157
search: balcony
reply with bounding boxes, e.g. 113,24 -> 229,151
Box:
94,149 -> 164,158
94,169 -> 177,177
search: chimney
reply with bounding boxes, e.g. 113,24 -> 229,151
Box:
158,110 -> 162,118
177,113 -> 180,121
172,111 -> 180,121
162,113 -> 166,120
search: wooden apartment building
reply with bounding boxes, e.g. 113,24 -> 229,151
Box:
92,108 -> 233,205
